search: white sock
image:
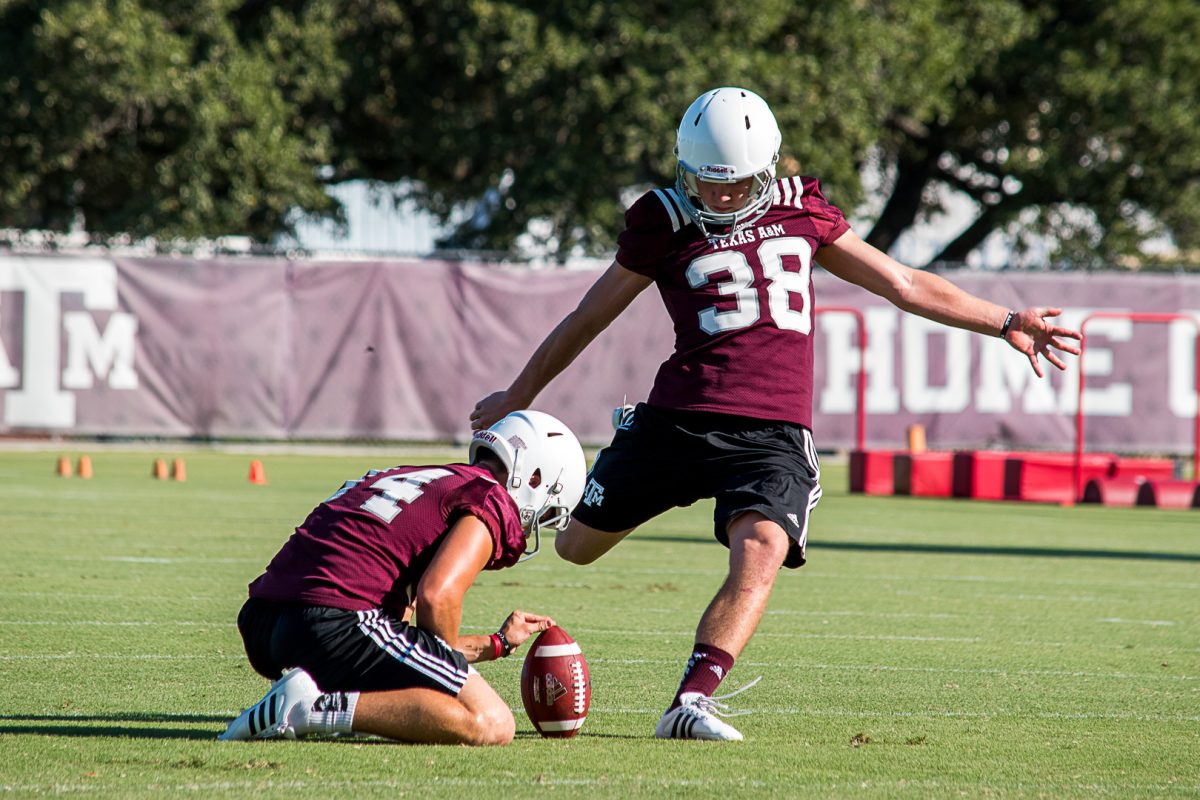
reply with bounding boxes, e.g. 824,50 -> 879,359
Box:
302,691 -> 359,735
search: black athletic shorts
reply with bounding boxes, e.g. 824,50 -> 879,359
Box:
236,597 -> 471,696
571,403 -> 822,569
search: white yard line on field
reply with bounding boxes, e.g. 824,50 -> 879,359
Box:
3,777 -> 1196,796
587,657 -> 1200,681
806,570 -> 1200,592
59,556 -> 263,564
1,651 -> 1194,682
519,563 -> 1200,592
0,654 -> 243,660
0,620 -> 235,626
591,706 -> 1200,723
462,625 -> 1200,653
39,557 -> 1200,592
892,590 -> 1113,603
0,591 -> 221,601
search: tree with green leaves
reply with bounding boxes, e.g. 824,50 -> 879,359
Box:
326,0 -> 952,256
864,0 -> 1200,269
2,0 -> 1197,267
0,0 -> 343,240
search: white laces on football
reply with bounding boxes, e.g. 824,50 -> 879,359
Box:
688,675 -> 762,718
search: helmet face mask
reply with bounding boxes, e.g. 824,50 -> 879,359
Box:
674,87 -> 782,239
469,410 -> 586,561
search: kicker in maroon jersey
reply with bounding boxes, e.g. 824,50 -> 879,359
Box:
616,176 -> 850,429
248,463 -> 524,618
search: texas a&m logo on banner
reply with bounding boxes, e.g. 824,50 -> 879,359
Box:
0,257 -> 138,428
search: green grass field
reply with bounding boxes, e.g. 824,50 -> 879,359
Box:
1,447 -> 1197,799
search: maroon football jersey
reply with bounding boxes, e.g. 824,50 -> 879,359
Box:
616,176 -> 850,428
248,463 -> 524,617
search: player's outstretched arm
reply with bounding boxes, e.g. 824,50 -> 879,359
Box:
470,262 -> 652,429
817,230 -> 1081,375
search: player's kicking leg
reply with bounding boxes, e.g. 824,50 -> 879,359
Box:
554,517 -> 635,564
558,402 -> 685,565
655,512 -> 790,741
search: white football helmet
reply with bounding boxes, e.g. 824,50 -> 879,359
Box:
469,410 -> 586,560
674,87 -> 781,238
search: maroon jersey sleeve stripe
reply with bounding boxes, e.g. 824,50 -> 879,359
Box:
653,188 -> 691,233
774,176 -> 804,208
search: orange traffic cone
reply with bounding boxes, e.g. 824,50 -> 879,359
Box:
906,423 -> 927,454
77,455 -> 93,479
171,458 -> 187,482
152,458 -> 169,480
56,456 -> 73,478
248,460 -> 268,485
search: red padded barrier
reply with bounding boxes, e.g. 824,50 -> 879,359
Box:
851,449 -> 1188,506
952,451 -> 1028,500
1081,477 -> 1145,506
849,450 -> 896,495
1006,453 -> 1114,504
1135,480 -> 1200,509
893,452 -> 954,497
1108,457 -> 1175,481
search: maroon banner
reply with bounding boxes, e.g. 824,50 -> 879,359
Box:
0,255 -> 1197,453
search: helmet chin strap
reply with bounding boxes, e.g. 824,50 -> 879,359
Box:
519,526 -> 541,562
508,448 -> 524,490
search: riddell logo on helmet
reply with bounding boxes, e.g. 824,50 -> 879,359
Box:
473,431 -> 499,445
699,164 -> 736,177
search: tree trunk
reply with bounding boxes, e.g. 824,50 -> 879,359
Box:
926,199 -> 1019,267
864,153 -> 936,253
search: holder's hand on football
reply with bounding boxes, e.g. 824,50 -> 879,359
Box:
1004,307 -> 1082,378
500,609 -> 556,653
471,391 -> 524,431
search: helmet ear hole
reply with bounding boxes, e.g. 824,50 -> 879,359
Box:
529,468 -> 543,489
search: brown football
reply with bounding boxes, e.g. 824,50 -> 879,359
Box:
520,625 -> 590,738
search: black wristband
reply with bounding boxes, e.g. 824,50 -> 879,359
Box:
999,311 -> 1015,338
495,629 -> 513,657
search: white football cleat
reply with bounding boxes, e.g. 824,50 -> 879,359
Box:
218,667 -> 321,741
654,677 -> 760,741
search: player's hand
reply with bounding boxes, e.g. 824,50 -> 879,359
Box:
470,391 -> 521,430
499,609 -> 556,652
1004,307 -> 1082,377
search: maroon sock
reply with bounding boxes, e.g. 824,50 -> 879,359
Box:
669,643 -> 735,711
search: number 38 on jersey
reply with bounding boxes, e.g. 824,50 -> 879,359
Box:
686,236 -> 813,336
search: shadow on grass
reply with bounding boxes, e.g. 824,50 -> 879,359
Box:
0,724 -> 217,740
2,713 -> 228,724
818,540 -> 1200,563
630,535 -> 1200,562
512,730 -> 641,741
0,713 -> 226,740
0,715 -> 641,743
